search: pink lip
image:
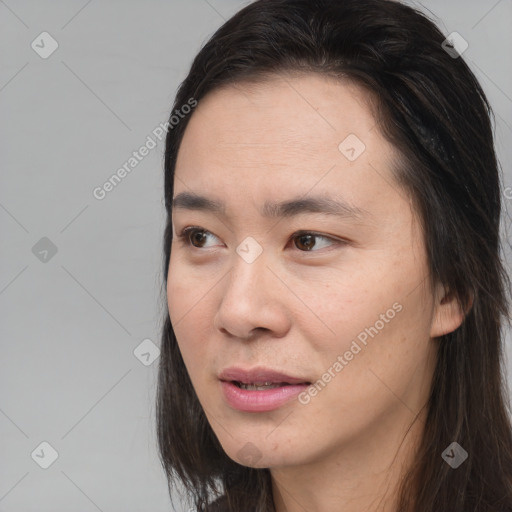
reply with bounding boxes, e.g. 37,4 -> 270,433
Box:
219,366 -> 311,412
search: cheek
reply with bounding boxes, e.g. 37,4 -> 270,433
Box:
288,268 -> 399,357
301,256 -> 435,392
167,252 -> 208,325
167,260 -> 205,360
324,289 -> 434,407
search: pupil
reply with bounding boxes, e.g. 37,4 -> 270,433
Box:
192,231 -> 206,247
297,234 -> 314,250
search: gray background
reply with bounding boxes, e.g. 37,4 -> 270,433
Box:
0,0 -> 511,511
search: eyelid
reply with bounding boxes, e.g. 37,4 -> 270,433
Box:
176,226 -> 347,252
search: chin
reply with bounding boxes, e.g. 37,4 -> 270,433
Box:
214,428 -> 307,469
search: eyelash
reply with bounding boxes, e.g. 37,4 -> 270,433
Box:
176,226 -> 345,253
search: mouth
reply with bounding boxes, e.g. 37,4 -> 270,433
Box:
219,366 -> 312,412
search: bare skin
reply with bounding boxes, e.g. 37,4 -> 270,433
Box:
167,72 -> 465,512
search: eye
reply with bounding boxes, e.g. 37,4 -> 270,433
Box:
178,227 -> 221,248
291,231 -> 339,252
177,226 -> 343,253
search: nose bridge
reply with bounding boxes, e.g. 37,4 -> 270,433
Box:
214,241 -> 289,338
224,244 -> 270,302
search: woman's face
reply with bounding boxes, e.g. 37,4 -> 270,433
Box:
167,73 -> 462,469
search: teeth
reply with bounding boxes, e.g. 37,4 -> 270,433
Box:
237,381 -> 285,390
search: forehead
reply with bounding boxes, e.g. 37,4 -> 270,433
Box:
174,73 -> 401,222
178,73 -> 378,161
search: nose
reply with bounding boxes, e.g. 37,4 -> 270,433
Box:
213,252 -> 292,341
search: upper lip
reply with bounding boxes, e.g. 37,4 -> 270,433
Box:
219,366 -> 311,385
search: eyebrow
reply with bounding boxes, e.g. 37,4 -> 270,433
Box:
171,191 -> 371,221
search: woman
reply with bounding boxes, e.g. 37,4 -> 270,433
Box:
156,0 -> 512,510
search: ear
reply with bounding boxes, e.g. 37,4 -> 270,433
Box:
430,283 -> 473,338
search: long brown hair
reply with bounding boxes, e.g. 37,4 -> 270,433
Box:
156,1 -> 512,510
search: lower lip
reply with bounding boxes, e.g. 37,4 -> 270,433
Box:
220,381 -> 310,412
